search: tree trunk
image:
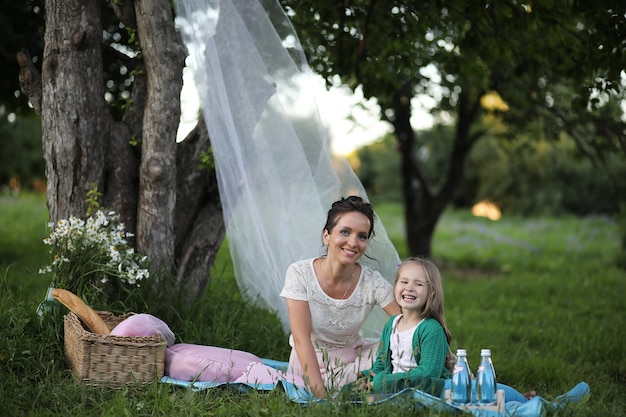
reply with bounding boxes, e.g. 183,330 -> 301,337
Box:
133,0 -> 186,280
174,118 -> 225,296
41,0 -> 110,222
32,0 -> 225,303
394,86 -> 484,258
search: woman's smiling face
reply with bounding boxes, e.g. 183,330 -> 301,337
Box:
323,211 -> 371,264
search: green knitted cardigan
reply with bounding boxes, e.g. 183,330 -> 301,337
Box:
361,315 -> 452,395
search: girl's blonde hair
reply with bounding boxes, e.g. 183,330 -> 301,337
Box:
395,257 -> 452,344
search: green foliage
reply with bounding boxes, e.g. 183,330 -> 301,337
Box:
129,133 -> 141,147
120,96 -> 135,112
85,183 -> 103,216
0,113 -> 44,190
2,195 -> 625,416
199,149 -> 216,171
460,129 -> 626,216
125,26 -> 139,48
353,134 -> 401,202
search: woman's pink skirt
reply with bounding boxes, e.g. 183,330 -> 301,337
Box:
288,337 -> 379,391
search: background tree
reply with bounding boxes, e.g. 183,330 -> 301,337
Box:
14,0 -> 225,301
282,0 -> 625,257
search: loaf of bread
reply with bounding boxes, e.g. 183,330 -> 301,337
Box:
52,288 -> 111,335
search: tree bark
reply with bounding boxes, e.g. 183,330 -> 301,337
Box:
41,0 -> 110,222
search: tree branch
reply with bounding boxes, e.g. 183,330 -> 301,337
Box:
110,0 -> 137,29
16,49 -> 42,116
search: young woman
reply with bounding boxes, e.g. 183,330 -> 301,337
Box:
280,196 -> 401,399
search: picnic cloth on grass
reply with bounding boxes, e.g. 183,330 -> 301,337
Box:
161,359 -> 590,416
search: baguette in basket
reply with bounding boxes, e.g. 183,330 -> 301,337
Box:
52,288 -> 111,334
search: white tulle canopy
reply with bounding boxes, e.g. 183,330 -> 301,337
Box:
172,0 -> 400,337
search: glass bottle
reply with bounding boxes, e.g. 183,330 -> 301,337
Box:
36,286 -> 61,318
476,348 -> 497,404
451,348 -> 472,404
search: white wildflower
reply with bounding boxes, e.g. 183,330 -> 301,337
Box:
39,209 -> 150,303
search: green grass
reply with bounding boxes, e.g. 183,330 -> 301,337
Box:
1,194 -> 625,416
0,193 -> 50,298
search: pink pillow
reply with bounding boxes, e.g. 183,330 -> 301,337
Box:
165,343 -> 262,382
110,314 -> 176,346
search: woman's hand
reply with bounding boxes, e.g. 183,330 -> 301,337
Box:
286,298 -> 326,398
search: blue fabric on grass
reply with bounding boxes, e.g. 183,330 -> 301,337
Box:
442,379 -> 528,403
161,359 -> 590,416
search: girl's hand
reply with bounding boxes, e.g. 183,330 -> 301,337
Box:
355,377 -> 373,391
355,370 -> 376,391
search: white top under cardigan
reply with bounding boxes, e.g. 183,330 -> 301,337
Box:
390,315 -> 423,373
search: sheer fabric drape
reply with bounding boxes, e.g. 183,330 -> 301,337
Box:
172,0 -> 400,336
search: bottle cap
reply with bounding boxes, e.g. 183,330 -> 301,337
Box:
481,349 -> 491,356
456,348 -> 467,356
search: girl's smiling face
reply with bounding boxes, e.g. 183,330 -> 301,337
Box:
323,211 -> 371,265
394,263 -> 430,312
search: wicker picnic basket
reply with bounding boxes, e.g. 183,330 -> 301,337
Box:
63,311 -> 166,387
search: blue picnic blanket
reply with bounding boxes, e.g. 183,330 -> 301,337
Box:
161,359 -> 589,416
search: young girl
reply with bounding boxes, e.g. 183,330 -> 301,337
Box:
347,257 -> 452,396
346,257 -> 533,403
